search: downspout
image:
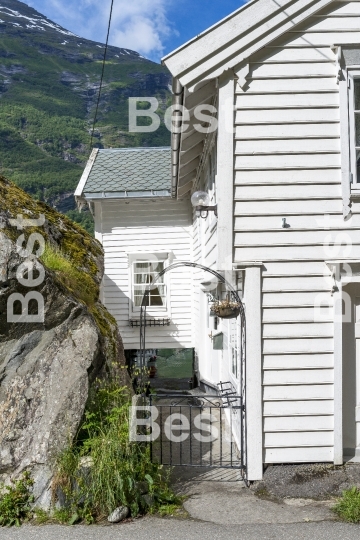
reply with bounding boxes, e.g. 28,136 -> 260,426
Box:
171,78 -> 184,199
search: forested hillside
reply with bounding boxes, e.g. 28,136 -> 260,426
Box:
0,0 -> 171,230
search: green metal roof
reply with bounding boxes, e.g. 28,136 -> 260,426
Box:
83,147 -> 171,196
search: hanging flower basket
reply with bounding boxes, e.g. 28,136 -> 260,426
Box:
211,299 -> 241,319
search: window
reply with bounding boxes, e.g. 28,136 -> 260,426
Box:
349,76 -> 360,186
132,260 -> 167,310
228,318 -> 240,380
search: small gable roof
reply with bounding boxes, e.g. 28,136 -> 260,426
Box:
75,147 -> 171,200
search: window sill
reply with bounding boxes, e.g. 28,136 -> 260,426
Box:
351,186 -> 360,198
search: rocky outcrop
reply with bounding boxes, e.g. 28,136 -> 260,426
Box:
0,176 -> 128,508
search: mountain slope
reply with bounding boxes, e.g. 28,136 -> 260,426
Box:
0,0 -> 171,215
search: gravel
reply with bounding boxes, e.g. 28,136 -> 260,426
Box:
252,463 -> 360,500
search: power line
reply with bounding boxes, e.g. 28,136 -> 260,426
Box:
90,0 -> 114,149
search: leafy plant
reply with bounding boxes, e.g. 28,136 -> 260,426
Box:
333,487 -> 360,523
0,472 -> 34,527
211,298 -> 240,316
33,508 -> 50,525
52,382 -> 181,523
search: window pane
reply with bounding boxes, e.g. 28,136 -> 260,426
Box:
355,114 -> 360,146
132,260 -> 166,308
355,80 -> 360,110
149,284 -> 164,306
357,150 -> 360,183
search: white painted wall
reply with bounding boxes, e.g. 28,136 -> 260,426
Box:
95,198 -> 193,349
233,0 -> 360,464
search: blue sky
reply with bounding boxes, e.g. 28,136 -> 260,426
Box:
26,0 -> 246,62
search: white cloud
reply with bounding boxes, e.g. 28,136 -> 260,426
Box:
82,0 -> 173,59
115,0 -> 173,59
27,0 -> 174,60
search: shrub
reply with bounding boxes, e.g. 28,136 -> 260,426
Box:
52,383 -> 180,523
0,472 -> 34,527
333,487 -> 360,523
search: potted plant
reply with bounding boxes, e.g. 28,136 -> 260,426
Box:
211,298 -> 241,319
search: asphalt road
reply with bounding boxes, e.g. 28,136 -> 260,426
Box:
1,518 -> 360,540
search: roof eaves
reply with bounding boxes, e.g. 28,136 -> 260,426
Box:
84,190 -> 171,200
162,0 -> 335,88
74,148 -> 99,198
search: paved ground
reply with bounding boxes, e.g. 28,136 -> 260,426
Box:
2,519 -> 360,540
4,466 -> 360,539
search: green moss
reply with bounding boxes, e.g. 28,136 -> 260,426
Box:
0,176 -> 102,282
90,304 -> 118,362
40,245 -> 98,307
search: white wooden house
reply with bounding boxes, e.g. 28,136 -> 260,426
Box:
76,0 -> 360,480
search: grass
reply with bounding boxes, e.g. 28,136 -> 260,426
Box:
333,487 -> 360,523
50,382 -> 181,523
40,244 -> 98,306
0,472 -> 34,527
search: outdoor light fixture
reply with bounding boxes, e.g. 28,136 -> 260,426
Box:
191,191 -> 217,219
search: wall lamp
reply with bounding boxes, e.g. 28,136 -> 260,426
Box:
191,191 -> 218,219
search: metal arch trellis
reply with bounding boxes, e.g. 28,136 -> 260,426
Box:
138,261 -> 247,482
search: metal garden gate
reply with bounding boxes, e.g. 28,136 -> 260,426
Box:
149,391 -> 244,471
138,262 -> 247,481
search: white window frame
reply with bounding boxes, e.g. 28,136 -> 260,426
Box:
348,70 -> 360,189
127,252 -> 171,317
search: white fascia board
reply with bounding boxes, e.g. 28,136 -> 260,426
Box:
74,148 -> 99,197
163,0 -> 335,88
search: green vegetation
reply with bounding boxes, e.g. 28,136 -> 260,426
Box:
0,14 -> 171,213
65,210 -> 94,236
50,383 -> 180,523
41,244 -> 98,306
333,487 -> 360,523
0,472 -> 34,527
156,349 -> 193,379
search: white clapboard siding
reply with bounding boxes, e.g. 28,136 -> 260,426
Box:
248,62 -> 335,78
235,214 -> 351,230
263,384 -> 334,401
235,169 -> 340,184
263,323 -> 333,339
235,153 -> 340,170
263,307 -> 333,323
287,31 -> 360,46
99,198 -> 192,349
300,15 -> 360,32
235,245 -> 359,261
264,415 -> 334,432
263,369 -> 334,385
236,93 -> 338,109
253,46 -> 335,63
262,276 -> 331,292
235,107 -> 339,124
236,139 -> 339,155
263,354 -> 334,370
236,123 -> 340,140
262,291 -> 333,307
236,229 -> 347,246
264,400 -> 334,416
262,261 -> 331,276
244,77 -> 339,93
264,431 -> 333,447
264,447 -> 334,463
263,338 -> 333,355
235,184 -> 340,200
